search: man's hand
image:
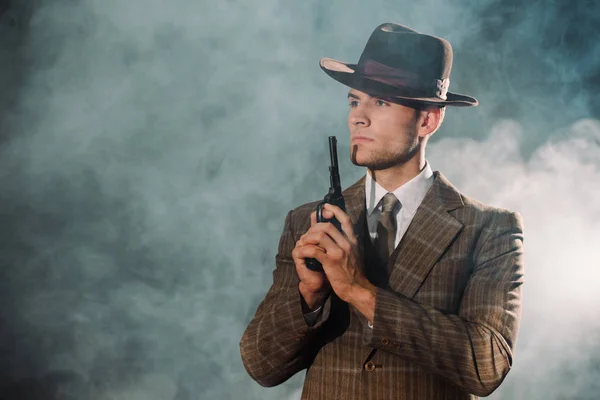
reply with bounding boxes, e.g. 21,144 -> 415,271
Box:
292,204 -> 376,305
291,210 -> 332,311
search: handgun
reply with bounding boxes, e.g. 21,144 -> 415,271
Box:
305,136 -> 346,272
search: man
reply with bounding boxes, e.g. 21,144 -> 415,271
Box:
240,23 -> 524,400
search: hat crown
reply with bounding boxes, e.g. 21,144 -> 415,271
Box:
358,23 -> 453,81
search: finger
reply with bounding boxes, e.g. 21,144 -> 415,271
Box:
304,220 -> 353,251
292,243 -> 320,260
291,246 -> 307,268
301,230 -> 345,260
322,203 -> 352,227
322,204 -> 358,246
321,209 -> 335,219
310,219 -> 356,251
310,211 -> 316,227
308,222 -> 352,253
297,232 -> 326,249
292,244 -> 327,263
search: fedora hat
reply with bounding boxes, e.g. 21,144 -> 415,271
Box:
320,23 -> 478,107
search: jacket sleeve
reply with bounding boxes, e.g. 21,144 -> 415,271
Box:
364,211 -> 524,397
239,209 -> 332,387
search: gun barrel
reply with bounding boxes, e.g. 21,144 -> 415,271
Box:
328,136 -> 339,170
327,136 -> 342,191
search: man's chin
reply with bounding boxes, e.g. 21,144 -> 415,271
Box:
350,157 -> 381,170
349,154 -> 366,167
350,146 -> 368,167
350,143 -> 420,170
350,154 -> 404,171
350,148 -> 379,168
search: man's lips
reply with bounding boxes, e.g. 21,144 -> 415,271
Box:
351,136 -> 374,143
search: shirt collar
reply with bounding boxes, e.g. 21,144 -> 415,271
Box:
365,161 -> 434,217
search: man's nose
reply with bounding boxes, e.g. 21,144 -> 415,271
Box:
349,110 -> 370,127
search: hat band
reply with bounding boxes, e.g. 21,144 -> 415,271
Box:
357,59 -> 450,100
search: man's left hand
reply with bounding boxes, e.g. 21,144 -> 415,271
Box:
295,203 -> 375,303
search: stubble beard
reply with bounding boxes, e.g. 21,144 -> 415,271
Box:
350,128 -> 421,171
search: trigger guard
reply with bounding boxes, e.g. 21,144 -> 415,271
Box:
316,202 -> 326,223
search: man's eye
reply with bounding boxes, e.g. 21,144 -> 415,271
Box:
349,101 -> 358,107
376,99 -> 388,106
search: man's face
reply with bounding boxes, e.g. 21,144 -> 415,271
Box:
347,89 -> 421,170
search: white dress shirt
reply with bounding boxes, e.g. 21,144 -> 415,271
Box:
304,162 -> 435,327
365,161 -> 434,248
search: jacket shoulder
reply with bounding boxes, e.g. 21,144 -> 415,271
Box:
457,192 -> 523,229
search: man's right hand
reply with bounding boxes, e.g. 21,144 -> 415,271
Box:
291,211 -> 332,311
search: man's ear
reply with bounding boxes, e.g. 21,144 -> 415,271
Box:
417,107 -> 442,137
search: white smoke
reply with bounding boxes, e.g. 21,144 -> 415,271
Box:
430,117 -> 600,398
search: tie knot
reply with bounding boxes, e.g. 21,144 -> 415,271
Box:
381,193 -> 400,213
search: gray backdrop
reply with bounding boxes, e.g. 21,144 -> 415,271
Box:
0,0 -> 599,399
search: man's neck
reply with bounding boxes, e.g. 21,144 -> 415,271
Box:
367,154 -> 426,192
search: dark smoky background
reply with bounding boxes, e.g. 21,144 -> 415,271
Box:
0,0 -> 599,399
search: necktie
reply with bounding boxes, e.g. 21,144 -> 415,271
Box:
374,193 -> 400,262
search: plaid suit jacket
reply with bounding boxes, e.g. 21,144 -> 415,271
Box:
240,171 -> 524,399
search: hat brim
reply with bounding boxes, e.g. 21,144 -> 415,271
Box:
320,58 -> 478,107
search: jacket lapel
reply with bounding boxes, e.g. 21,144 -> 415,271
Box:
342,171 -> 464,299
387,171 -> 464,299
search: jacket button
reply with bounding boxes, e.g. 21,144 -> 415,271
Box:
381,338 -> 390,345
365,361 -> 376,371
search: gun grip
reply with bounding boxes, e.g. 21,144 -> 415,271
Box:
305,202 -> 326,271
305,201 -> 342,271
